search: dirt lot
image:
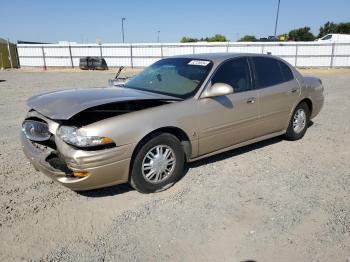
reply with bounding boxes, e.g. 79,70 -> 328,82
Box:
0,69 -> 349,261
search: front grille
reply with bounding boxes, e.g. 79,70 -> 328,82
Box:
22,119 -> 51,142
23,117 -> 57,150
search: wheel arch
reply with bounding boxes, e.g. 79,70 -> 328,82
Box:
129,126 -> 192,174
299,97 -> 313,115
285,97 -> 313,131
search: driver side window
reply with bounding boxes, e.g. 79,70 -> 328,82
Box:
212,58 -> 252,93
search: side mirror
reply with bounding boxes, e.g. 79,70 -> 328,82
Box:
202,83 -> 234,98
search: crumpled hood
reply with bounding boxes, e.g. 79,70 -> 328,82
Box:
27,87 -> 180,120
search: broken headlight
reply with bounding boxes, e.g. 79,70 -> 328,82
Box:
57,126 -> 114,148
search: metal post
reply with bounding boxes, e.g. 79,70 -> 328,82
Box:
14,46 -> 20,68
261,45 -> 265,54
157,31 -> 160,43
160,44 -> 163,58
7,38 -> 13,68
274,0 -> 281,38
226,42 -> 229,53
330,43 -> 335,68
192,45 -> 195,54
295,44 -> 298,67
99,44 -> 103,57
41,46 -> 47,70
121,18 -> 126,43
68,45 -> 74,68
130,44 -> 133,68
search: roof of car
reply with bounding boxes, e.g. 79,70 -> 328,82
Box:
172,52 -> 273,64
171,52 -> 301,79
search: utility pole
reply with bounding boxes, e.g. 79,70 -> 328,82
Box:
121,17 -> 126,43
7,38 -> 13,68
274,0 -> 281,38
157,30 -> 160,43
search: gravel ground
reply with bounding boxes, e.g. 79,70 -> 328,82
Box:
0,69 -> 349,262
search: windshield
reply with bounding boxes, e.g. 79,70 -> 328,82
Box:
125,58 -> 213,99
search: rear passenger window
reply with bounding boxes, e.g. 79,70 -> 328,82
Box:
279,61 -> 294,82
252,57 -> 284,88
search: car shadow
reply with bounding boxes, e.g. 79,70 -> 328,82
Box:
212,96 -> 234,108
80,135 -> 284,198
77,183 -> 134,197
0,80 -> 6,82
187,120 -> 314,171
188,136 -> 283,168
78,120 -> 316,198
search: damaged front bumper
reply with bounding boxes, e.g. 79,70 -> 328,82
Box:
21,125 -> 134,191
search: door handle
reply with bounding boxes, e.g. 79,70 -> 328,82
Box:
290,88 -> 298,93
246,97 -> 256,104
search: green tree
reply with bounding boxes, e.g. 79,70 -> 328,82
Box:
180,34 -> 228,43
318,21 -> 350,38
206,34 -> 228,42
288,27 -> 315,41
238,35 -> 257,42
180,37 -> 198,43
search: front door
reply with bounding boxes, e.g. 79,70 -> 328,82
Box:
196,57 -> 260,156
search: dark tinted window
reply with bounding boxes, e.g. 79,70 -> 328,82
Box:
321,34 -> 332,40
212,58 -> 251,92
279,61 -> 294,81
252,57 -> 284,88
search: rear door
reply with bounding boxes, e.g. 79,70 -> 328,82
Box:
251,56 -> 300,136
196,57 -> 259,155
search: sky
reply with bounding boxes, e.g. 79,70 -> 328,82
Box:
2,0 -> 350,43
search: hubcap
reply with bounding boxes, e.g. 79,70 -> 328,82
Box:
293,109 -> 306,134
142,145 -> 176,184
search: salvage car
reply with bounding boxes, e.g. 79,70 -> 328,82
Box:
21,53 -> 324,193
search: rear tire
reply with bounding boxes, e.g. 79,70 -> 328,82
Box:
285,102 -> 310,141
130,133 -> 185,193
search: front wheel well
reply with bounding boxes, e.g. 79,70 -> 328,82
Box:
130,127 -> 192,169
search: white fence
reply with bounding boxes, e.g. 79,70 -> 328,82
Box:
17,42 -> 350,68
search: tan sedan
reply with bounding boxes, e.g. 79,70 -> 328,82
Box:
21,53 -> 324,193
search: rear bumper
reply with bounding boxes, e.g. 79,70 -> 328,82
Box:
21,132 -> 134,191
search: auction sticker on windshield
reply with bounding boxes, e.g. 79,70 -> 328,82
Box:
188,60 -> 211,66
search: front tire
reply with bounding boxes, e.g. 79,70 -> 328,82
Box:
130,133 -> 185,193
285,102 -> 310,141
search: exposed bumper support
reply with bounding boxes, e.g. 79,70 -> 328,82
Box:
21,132 -> 134,191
